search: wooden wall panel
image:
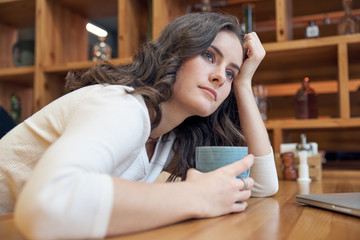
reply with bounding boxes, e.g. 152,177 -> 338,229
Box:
0,23 -> 17,68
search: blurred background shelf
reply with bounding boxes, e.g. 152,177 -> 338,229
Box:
0,66 -> 34,85
0,0 -> 359,169
43,57 -> 133,74
265,118 -> 360,129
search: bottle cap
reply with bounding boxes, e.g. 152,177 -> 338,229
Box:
296,133 -> 312,151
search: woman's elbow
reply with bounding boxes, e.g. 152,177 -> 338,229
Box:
251,183 -> 279,197
14,193 -> 62,240
264,184 -> 279,197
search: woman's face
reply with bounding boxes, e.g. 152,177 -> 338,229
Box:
172,31 -> 244,117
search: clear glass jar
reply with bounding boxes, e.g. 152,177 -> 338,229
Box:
92,37 -> 112,61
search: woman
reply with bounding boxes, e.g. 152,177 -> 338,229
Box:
0,12 -> 278,239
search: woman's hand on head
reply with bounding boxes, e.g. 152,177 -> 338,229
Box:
234,32 -> 266,88
185,154 -> 255,218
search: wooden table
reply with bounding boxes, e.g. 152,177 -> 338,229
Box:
1,170 -> 359,240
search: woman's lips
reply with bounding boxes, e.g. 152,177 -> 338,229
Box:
199,86 -> 217,100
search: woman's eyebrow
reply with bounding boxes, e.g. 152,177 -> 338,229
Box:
210,45 -> 223,58
210,45 -> 240,72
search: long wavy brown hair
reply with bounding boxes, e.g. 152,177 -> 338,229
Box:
65,12 -> 247,181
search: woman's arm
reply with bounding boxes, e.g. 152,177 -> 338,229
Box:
233,32 -> 269,156
14,87 -> 152,239
233,32 -> 278,197
106,154 -> 254,236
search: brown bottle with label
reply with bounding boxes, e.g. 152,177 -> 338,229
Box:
295,77 -> 318,119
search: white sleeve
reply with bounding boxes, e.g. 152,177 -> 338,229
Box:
14,90 -> 150,240
249,147 -> 279,197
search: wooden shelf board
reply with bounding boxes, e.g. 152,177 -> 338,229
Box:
266,79 -> 360,97
256,9 -> 360,31
292,0 -> 360,16
0,0 -> 35,28
0,66 -> 34,85
43,58 -> 132,74
265,117 -> 360,130
260,45 -> 337,68
54,0 -> 118,19
263,34 -> 360,52
255,47 -> 338,84
255,35 -> 360,84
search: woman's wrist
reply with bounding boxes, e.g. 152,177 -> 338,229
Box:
233,81 -> 253,97
175,181 -> 206,219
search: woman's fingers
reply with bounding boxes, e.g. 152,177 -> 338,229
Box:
231,201 -> 248,212
243,32 -> 266,62
236,32 -> 265,84
219,154 -> 254,177
239,177 -> 254,191
184,154 -> 255,217
187,154 -> 254,181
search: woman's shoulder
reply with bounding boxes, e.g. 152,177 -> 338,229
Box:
68,84 -> 148,118
69,84 -> 135,98
62,84 -> 144,109
24,84 -> 148,133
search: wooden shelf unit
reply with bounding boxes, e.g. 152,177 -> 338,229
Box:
1,0 -> 359,161
0,0 -> 148,118
258,34 -> 360,152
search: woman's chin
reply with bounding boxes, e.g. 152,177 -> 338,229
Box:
195,107 -> 217,118
186,99 -> 219,117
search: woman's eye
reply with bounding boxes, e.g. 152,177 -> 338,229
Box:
226,70 -> 235,80
203,51 -> 214,63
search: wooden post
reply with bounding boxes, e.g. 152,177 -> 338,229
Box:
118,0 -> 148,58
152,0 -> 185,39
275,0 -> 293,42
34,0 -> 88,111
152,0 -> 172,39
34,0 -> 46,112
337,43 -> 351,119
273,127 -> 283,177
273,127 -> 283,154
0,24 -> 17,68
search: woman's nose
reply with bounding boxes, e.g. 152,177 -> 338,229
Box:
209,68 -> 226,86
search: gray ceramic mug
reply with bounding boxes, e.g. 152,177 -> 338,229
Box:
195,146 -> 250,178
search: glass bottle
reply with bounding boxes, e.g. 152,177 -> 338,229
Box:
338,0 -> 359,35
305,20 -> 320,38
10,94 -> 21,124
295,77 -> 318,119
242,3 -> 254,33
253,85 -> 268,121
201,0 -> 211,12
92,37 -> 112,61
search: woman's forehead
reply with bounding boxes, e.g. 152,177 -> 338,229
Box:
211,31 -> 243,65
